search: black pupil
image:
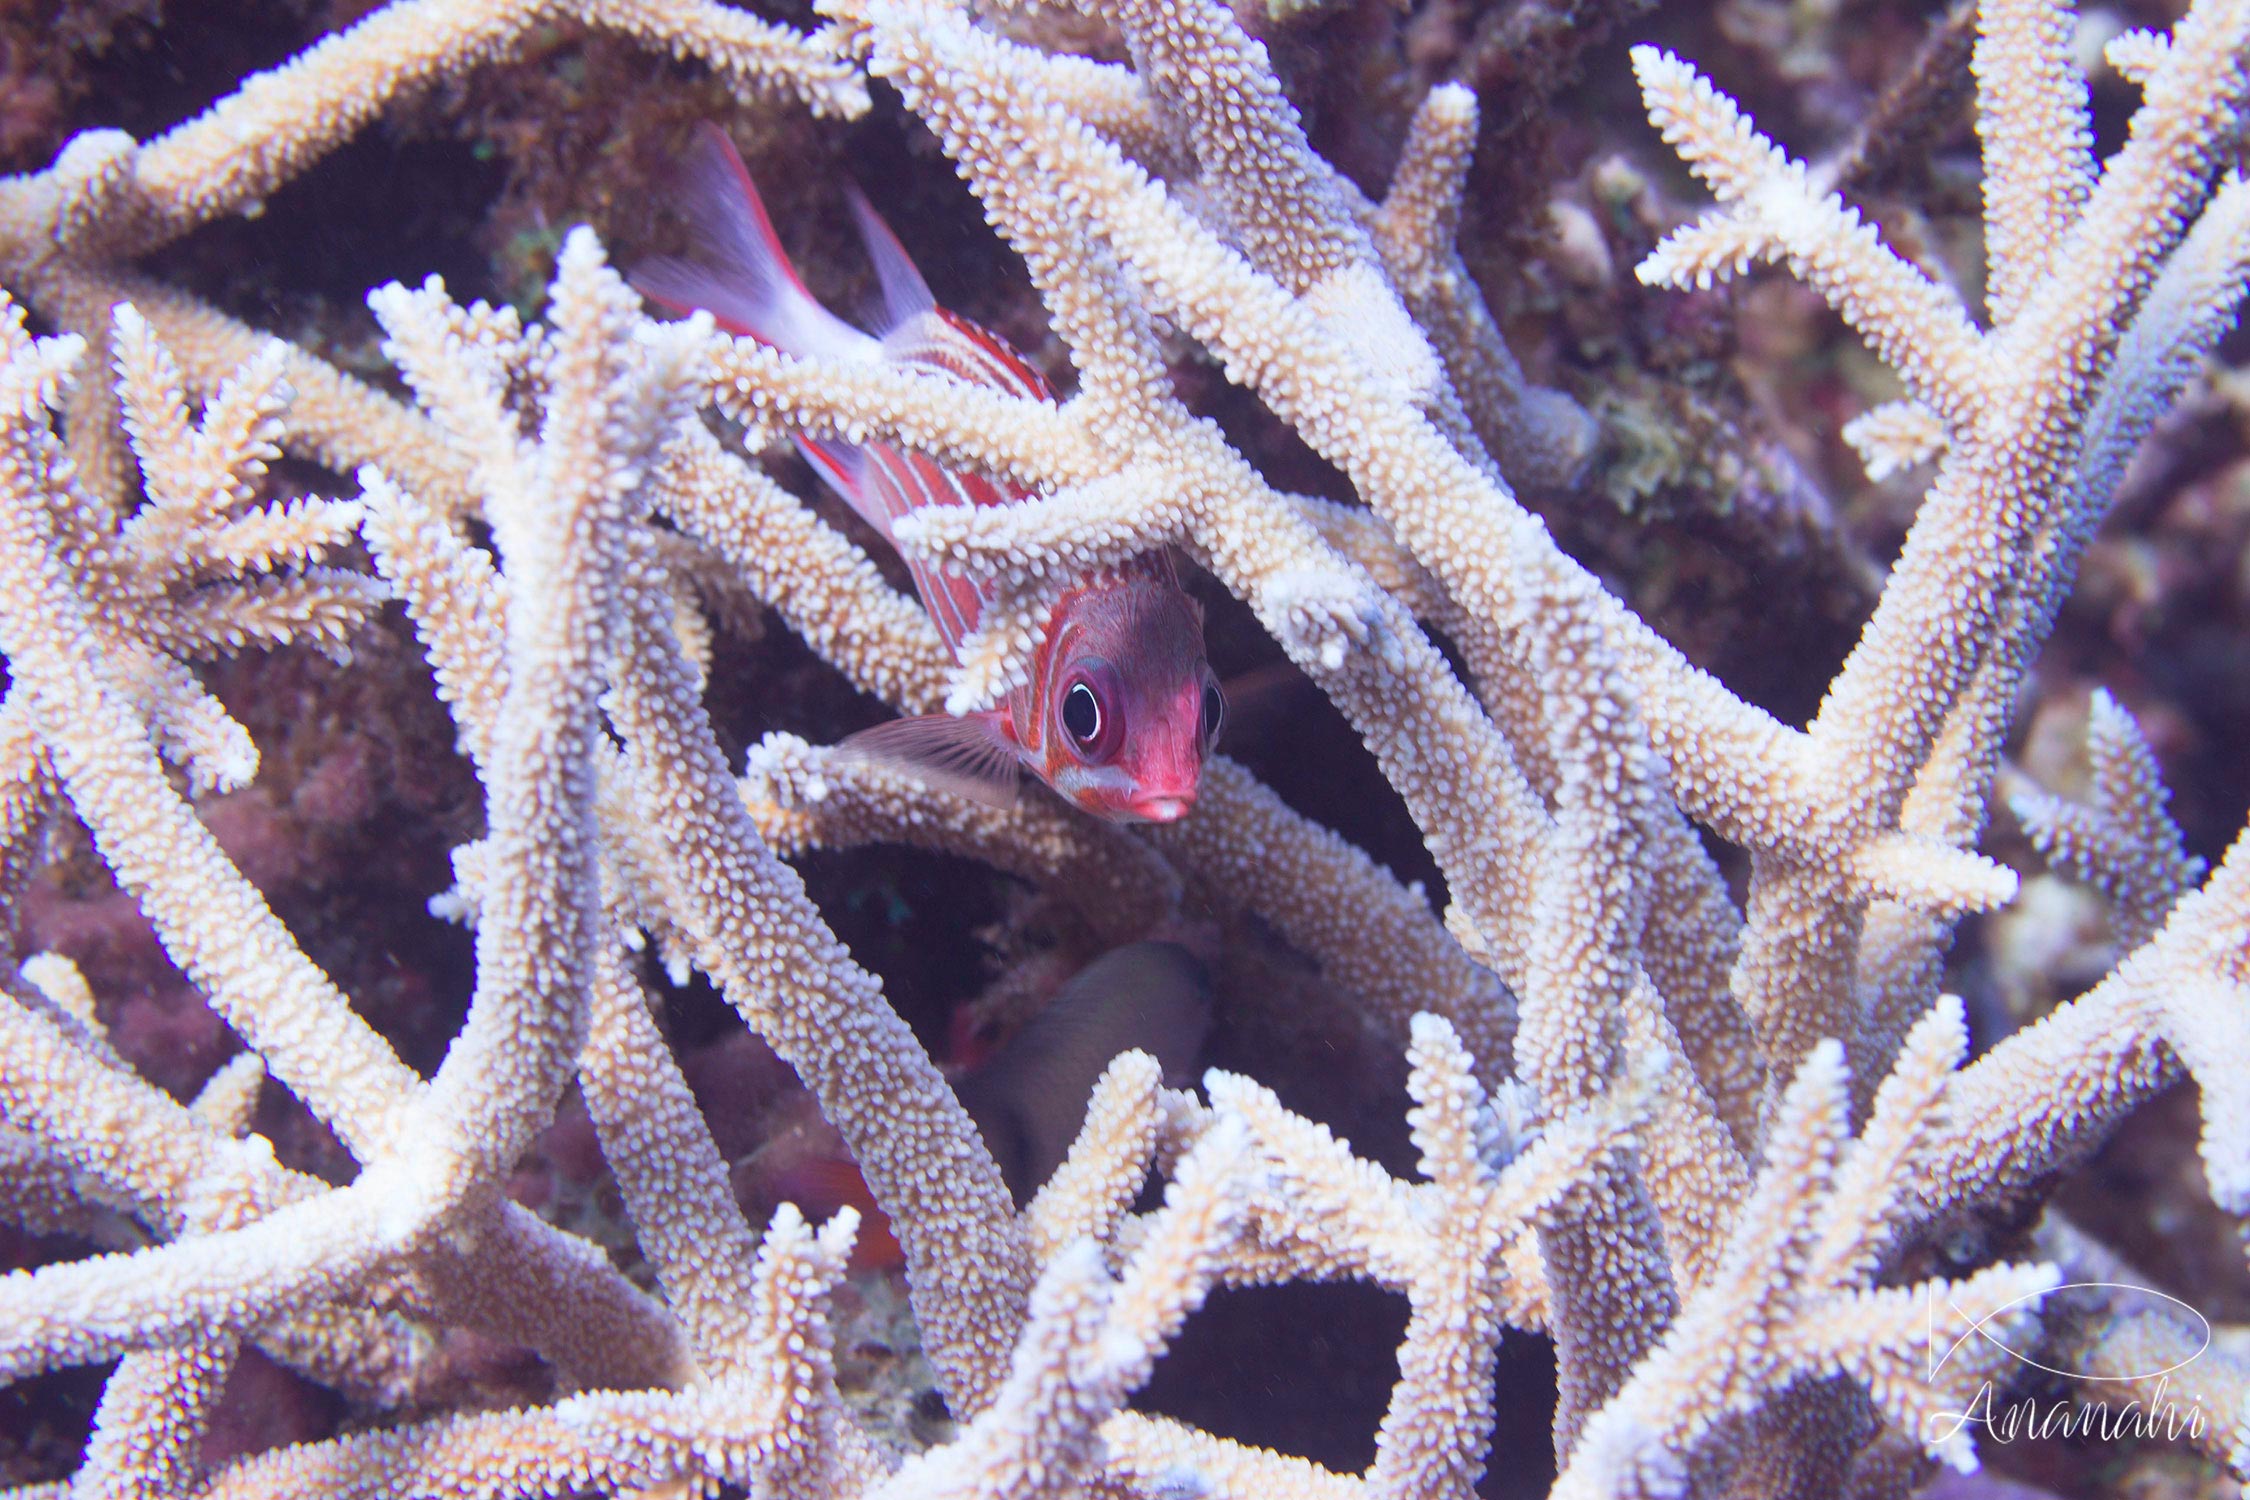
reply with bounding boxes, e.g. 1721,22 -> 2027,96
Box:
1063,683 -> 1101,743
1201,683 -> 1225,743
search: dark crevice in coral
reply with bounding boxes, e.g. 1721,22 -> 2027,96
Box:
0,1355 -> 107,1486
164,131 -> 509,338
797,847 -> 1015,1061
1133,1280 -> 1409,1473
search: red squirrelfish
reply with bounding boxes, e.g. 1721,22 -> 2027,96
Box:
634,128 -> 1224,823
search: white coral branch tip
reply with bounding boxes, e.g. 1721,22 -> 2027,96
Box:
1842,399 -> 1949,480
2106,29 -> 2170,88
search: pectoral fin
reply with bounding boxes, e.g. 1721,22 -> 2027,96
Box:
840,711 -> 1023,808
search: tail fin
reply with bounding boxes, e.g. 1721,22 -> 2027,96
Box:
631,125 -> 877,363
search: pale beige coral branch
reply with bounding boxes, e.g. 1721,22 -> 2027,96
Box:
4,0 -> 2250,1496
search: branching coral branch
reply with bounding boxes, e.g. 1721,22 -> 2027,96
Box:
0,0 -> 2247,1497
0,0 -> 863,271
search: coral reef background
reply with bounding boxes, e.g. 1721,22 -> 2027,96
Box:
1,0 -> 2247,1496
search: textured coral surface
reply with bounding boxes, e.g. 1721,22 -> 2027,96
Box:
1,1 -> 2247,1498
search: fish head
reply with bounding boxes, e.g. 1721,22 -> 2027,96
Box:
1035,575 -> 1224,823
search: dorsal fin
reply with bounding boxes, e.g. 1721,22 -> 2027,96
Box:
883,307 -> 1057,404
845,184 -> 938,334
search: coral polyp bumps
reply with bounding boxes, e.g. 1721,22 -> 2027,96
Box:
0,1 -> 2246,1497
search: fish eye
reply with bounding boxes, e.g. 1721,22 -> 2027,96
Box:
1199,674 -> 1225,752
1056,660 -> 1125,763
1063,681 -> 1102,745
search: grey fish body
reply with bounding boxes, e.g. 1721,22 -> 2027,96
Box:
955,940 -> 1212,1203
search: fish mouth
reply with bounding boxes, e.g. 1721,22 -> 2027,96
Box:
1126,794 -> 1192,823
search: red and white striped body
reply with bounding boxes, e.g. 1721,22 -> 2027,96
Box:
634,128 -> 1223,823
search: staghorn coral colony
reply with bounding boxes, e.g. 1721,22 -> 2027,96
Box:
0,0 -> 2248,1497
